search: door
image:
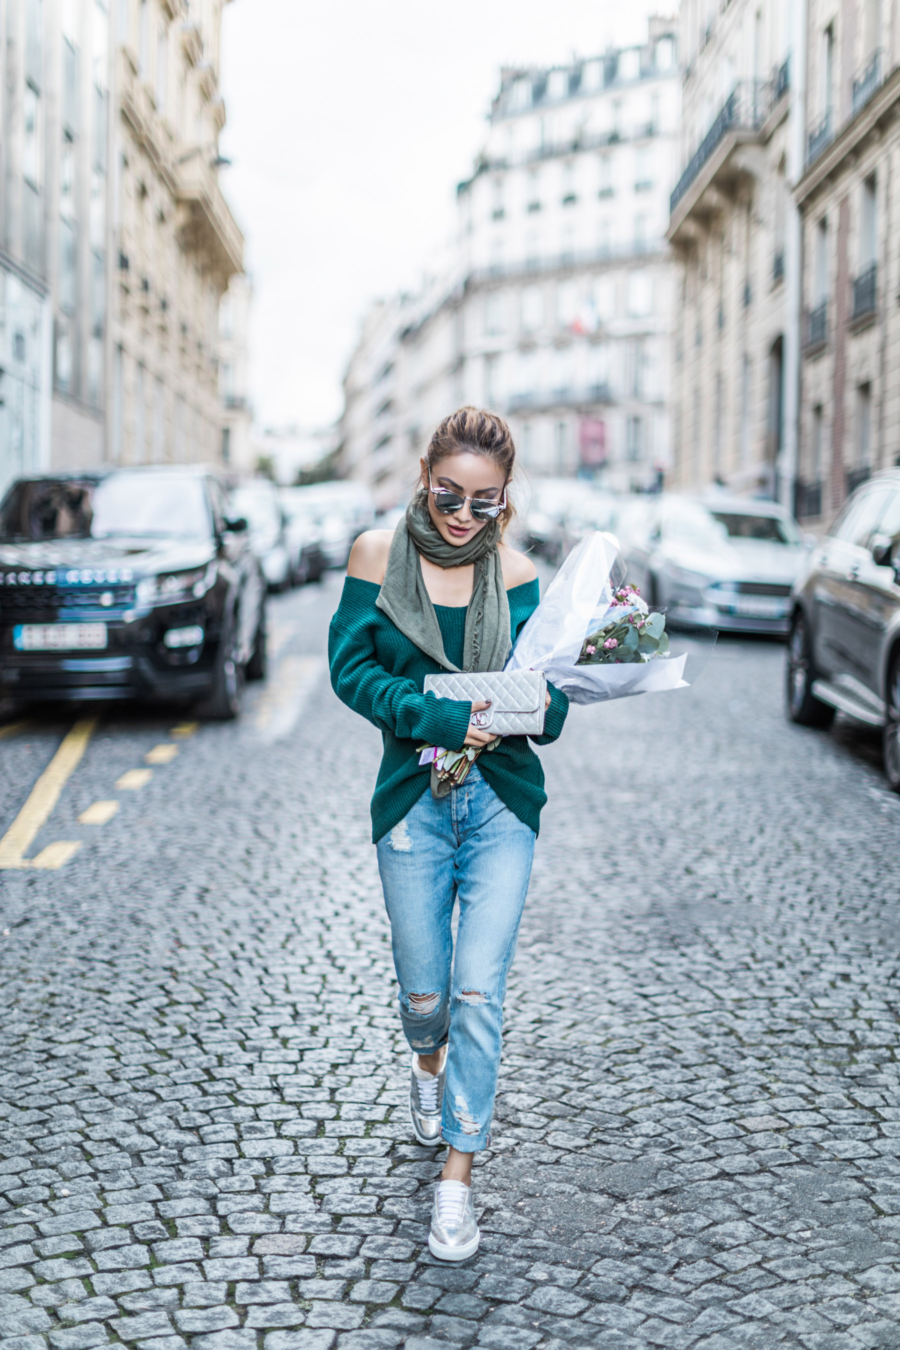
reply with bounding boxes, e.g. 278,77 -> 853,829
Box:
815,481 -> 895,682
841,485 -> 900,701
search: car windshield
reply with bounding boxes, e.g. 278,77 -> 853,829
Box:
0,474 -> 211,542
711,511 -> 800,544
660,504 -> 726,544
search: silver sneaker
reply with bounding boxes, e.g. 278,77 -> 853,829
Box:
428,1178 -> 480,1262
409,1048 -> 446,1146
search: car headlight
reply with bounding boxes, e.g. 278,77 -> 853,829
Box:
667,564 -> 715,588
136,564 -> 215,606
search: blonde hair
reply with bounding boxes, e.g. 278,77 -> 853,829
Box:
424,406 -> 516,532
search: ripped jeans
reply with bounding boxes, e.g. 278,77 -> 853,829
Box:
375,767 -> 536,1152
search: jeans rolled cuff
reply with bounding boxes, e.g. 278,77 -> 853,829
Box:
440,1126 -> 492,1153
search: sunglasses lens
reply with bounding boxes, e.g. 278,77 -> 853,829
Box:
434,491 -> 464,514
471,501 -> 501,520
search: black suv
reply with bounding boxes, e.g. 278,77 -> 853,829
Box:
0,467 -> 267,717
786,469 -> 900,788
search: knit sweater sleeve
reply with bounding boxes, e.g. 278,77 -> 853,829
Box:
328,579 -> 473,750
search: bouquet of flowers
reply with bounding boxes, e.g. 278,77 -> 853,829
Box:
577,583 -> 669,665
506,531 -> 712,705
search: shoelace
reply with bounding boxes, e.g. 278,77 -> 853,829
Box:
416,1070 -> 441,1115
435,1180 -> 469,1225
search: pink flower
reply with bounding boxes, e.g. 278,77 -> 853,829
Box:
586,644 -> 596,654
603,637 -> 618,650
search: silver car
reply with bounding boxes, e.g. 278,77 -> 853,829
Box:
621,496 -> 808,635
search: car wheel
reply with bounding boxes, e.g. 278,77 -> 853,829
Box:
246,603 -> 268,682
882,650 -> 900,792
785,612 -> 834,728
197,617 -> 245,719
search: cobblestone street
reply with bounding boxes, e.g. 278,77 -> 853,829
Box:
3,572 -> 900,1350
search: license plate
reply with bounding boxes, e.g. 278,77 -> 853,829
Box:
732,597 -> 787,618
13,623 -> 108,651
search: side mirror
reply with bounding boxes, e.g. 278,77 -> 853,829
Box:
871,533 -> 894,567
224,515 -> 248,533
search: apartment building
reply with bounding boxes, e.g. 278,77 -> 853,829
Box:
339,20 -> 682,505
111,0 -> 243,469
667,0 -> 804,502
794,0 -> 899,523
0,0 -> 244,498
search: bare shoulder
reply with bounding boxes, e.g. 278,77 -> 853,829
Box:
347,530 -> 394,584
498,542 -> 538,590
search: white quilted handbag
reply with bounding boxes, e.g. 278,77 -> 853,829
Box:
423,670 -> 547,737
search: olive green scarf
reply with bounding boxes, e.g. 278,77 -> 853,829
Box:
375,492 -> 511,673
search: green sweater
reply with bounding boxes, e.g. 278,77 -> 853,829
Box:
328,575 -> 568,843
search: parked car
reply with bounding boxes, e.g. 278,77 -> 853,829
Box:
786,470 -> 900,789
522,478 -> 591,563
288,481 -> 376,568
622,495 -> 807,634
0,467 -> 267,717
280,488 -> 327,585
230,480 -> 291,591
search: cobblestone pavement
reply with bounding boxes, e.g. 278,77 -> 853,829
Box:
2,573 -> 900,1350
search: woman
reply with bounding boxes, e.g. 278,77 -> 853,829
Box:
329,407 -> 568,1261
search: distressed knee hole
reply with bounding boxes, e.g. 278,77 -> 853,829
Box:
389,820 -> 412,852
457,989 -> 488,1006
453,1093 -> 481,1135
407,991 -> 441,1016
410,1038 -> 435,1050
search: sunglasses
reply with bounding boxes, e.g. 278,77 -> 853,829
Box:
427,473 -> 507,521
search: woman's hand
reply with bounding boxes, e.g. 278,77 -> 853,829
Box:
464,701 -> 496,747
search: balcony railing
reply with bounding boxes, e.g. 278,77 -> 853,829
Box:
853,49 -> 882,116
670,81 -> 771,214
852,262 -> 877,323
774,56 -> 790,103
794,479 -> 823,519
807,111 -> 833,165
507,383 -> 612,413
806,301 -> 828,350
468,238 -> 667,287
847,465 -> 872,496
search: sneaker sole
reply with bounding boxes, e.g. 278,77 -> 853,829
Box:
409,1100 -> 442,1148
428,1228 -> 480,1262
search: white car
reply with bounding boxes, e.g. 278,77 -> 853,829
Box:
230,481 -> 291,592
621,496 -> 808,635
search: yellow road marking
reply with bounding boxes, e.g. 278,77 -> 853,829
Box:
116,768 -> 153,790
0,719 -> 31,742
79,800 -> 120,825
30,841 -> 83,869
170,721 -> 198,738
0,717 -> 98,870
145,743 -> 179,765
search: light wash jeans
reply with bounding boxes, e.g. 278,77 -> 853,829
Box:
376,767 -> 536,1152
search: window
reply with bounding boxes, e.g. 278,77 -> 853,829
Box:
863,0 -> 880,56
861,175 -> 877,267
598,154 -> 613,197
740,356 -> 751,465
812,403 -> 824,479
626,415 -> 644,462
857,383 -> 872,468
521,286 -> 543,332
655,38 -> 674,71
156,22 -> 167,112
562,160 -> 576,205
491,176 -> 504,220
598,218 -> 611,256
814,218 -> 828,303
138,0 -> 148,77
627,270 -> 652,316
634,214 -> 650,250
832,483 -> 893,545
484,293 -> 505,336
22,85 -> 41,186
221,427 -> 231,465
55,317 -> 73,393
635,145 -> 652,189
713,372 -> 723,474
25,0 -> 43,87
118,0 -> 130,43
557,280 -> 578,328
822,25 -> 835,120
526,168 -> 541,212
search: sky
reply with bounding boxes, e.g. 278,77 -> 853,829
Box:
218,1 -> 668,432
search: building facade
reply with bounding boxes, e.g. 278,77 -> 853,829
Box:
338,20 -> 682,505
794,0 -> 900,524
0,0 -> 244,499
667,0 -> 805,503
111,0 -> 243,469
218,269 -> 252,473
